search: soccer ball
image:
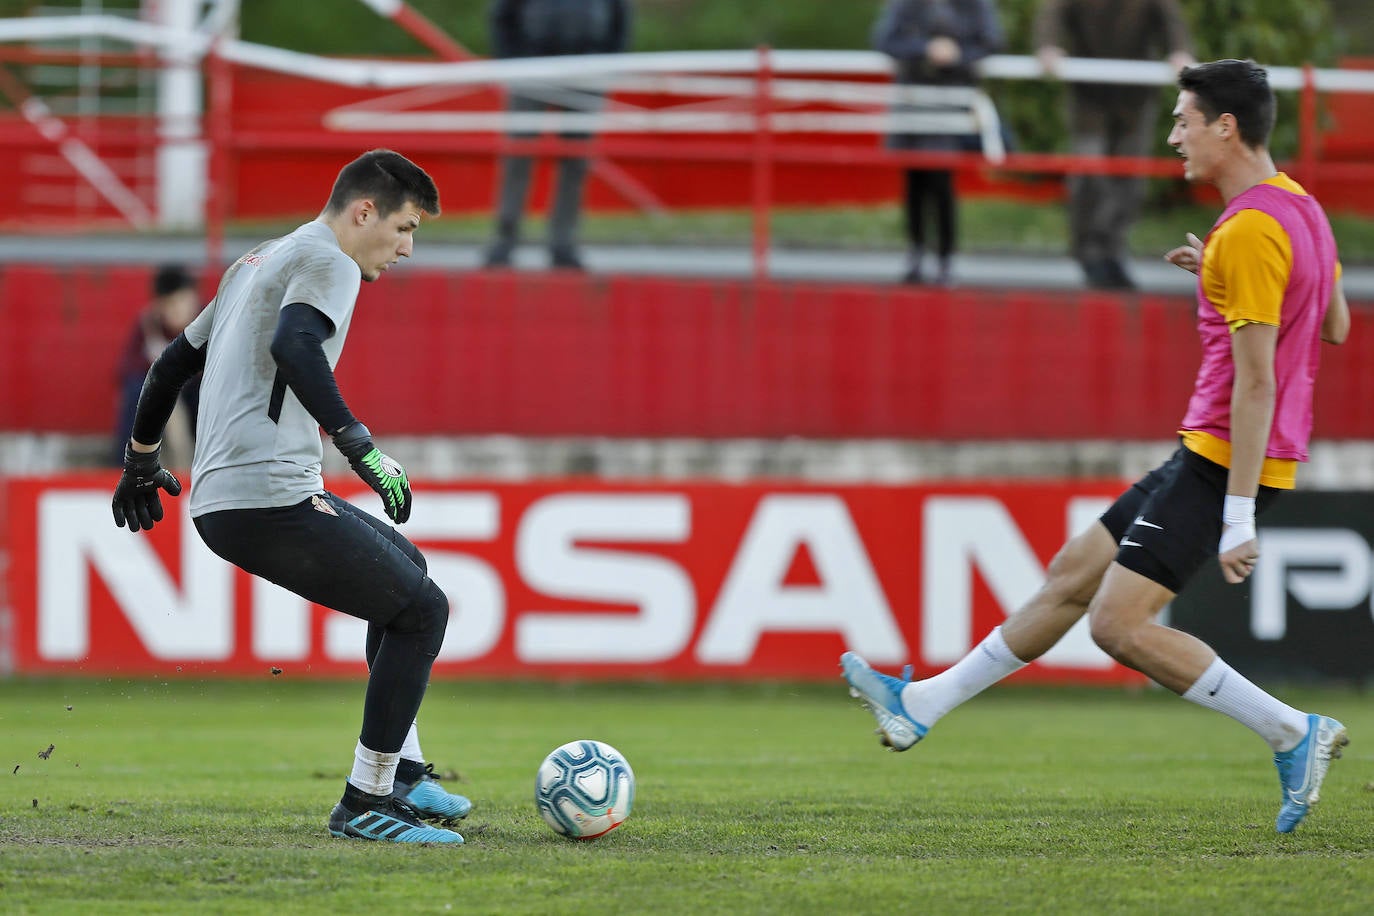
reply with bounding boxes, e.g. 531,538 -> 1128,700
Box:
534,739 -> 635,840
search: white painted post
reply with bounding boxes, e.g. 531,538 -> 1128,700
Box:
151,0 -> 208,229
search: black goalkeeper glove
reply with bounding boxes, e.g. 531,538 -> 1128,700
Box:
111,444 -> 183,533
333,422 -> 413,524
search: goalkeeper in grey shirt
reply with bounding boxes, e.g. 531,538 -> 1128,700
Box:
111,149 -> 468,845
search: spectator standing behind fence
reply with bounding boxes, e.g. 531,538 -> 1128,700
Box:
1034,0 -> 1194,290
872,0 -> 1004,286
111,264 -> 200,468
482,0 -> 632,271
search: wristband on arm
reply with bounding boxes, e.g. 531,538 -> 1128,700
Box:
1219,494 -> 1257,554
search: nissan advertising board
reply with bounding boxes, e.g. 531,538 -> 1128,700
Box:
5,476 -> 1370,684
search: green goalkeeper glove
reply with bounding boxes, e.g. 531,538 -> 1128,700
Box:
332,422 -> 412,524
111,444 -> 183,533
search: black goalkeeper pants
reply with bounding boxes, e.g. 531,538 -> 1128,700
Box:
195,492 -> 449,754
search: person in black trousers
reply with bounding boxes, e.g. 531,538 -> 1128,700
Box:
483,0 -> 632,271
873,0 -> 1003,285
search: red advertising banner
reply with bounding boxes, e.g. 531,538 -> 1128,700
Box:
6,474 -> 1142,683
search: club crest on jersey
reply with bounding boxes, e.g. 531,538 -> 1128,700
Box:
311,495 -> 338,516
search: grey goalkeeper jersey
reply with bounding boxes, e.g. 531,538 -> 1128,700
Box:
187,220 -> 362,517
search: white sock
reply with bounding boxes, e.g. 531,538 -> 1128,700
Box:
1181,657 -> 1310,752
349,741 -> 400,797
904,626 -> 1028,726
400,722 -> 423,764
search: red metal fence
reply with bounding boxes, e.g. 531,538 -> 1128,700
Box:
3,50 -> 1374,243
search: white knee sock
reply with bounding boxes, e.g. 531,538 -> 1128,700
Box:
349,741 -> 400,796
1181,658 -> 1310,752
903,625 -> 1028,726
400,722 -> 423,764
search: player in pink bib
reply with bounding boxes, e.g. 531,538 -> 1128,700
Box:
842,60 -> 1352,833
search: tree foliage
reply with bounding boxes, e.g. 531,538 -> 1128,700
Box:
989,0 -> 1340,158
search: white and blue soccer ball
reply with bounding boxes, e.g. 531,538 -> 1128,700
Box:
535,739 -> 635,840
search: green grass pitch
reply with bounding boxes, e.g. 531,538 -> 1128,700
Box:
2,676 -> 1371,914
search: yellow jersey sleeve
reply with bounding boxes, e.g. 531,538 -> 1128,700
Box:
1202,208 -> 1290,330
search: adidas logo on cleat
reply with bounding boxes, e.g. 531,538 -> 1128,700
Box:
328,799 -> 464,845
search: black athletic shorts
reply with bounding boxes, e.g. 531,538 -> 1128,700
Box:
194,492 -> 429,625
1099,446 -> 1282,594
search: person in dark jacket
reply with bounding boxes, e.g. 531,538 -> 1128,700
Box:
1035,0 -> 1194,289
483,0 -> 633,271
873,0 -> 1003,286
111,264 -> 201,468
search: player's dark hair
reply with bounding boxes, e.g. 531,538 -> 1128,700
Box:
1177,59 -> 1276,149
323,149 -> 441,218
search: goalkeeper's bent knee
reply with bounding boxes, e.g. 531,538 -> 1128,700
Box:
387,577 -> 449,657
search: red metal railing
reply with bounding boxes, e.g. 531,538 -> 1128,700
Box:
170,46 -> 1374,256
1,41 -> 1373,252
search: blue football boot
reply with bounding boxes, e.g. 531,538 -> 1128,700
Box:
1273,714 -> 1349,833
396,763 -> 472,822
840,651 -> 929,751
328,796 -> 464,844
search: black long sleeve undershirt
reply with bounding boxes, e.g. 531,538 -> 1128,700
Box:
130,332 -> 206,447
269,302 -> 357,436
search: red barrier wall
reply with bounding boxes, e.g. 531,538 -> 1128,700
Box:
3,266 -> 1373,439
